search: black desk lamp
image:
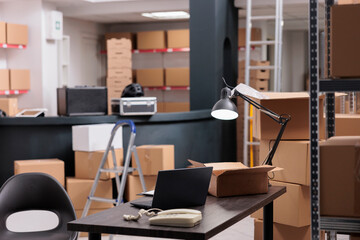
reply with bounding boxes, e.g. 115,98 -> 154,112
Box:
211,82 -> 291,166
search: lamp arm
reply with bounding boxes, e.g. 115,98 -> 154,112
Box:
232,89 -> 282,123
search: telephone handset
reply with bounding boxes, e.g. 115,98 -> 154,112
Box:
149,209 -> 202,227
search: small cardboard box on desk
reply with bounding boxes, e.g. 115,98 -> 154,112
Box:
188,160 -> 274,197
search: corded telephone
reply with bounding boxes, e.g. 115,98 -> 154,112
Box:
149,209 -> 202,227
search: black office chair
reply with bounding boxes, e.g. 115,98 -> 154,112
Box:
0,173 -> 78,240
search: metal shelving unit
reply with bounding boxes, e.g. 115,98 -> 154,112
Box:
310,1 -> 360,239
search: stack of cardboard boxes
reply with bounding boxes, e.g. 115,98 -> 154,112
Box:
67,124 -> 124,236
250,92 -> 326,240
106,38 -> 133,114
125,145 -> 175,201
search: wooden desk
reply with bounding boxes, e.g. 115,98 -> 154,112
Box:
68,186 -> 285,240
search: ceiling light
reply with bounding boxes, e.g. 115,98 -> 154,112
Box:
142,11 -> 190,20
84,0 -> 135,3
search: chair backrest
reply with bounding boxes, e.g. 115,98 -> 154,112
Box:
0,173 -> 77,240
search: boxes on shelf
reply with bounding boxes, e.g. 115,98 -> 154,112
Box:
189,160 -> 274,197
131,145 -> 175,176
260,140 -> 311,186
335,114 -> 360,136
238,61 -> 270,79
137,31 -> 166,50
238,28 -> 261,47
0,21 -> 5,44
72,124 -> 123,152
0,69 -> 10,90
14,159 -> 65,187
320,136 -> 360,218
157,102 -> 165,112
9,69 -> 30,90
254,219 -> 325,240
330,4 -> 360,77
106,38 -> 132,50
106,78 -> 131,89
252,92 -> 325,140
75,148 -> 123,180
144,89 -> 164,102
105,32 -> 135,49
165,68 -> 190,86
167,29 -> 189,48
107,68 -> 132,80
163,102 -> 190,112
107,58 -> 132,69
6,23 -> 28,45
66,178 -> 113,210
125,174 -> 157,201
136,68 -> 164,87
250,78 -> 269,92
251,181 -> 310,227
0,98 -> 18,116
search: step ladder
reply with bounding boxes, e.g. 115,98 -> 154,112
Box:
243,0 -> 284,166
81,120 -> 147,218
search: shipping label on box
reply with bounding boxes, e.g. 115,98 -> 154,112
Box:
167,29 -> 189,48
72,124 -> 123,151
136,68 -> 164,87
137,31 -> 166,50
14,159 -> 65,186
132,145 -> 175,176
66,178 -> 113,210
75,148 -> 123,180
0,98 -> 18,116
10,69 -> 30,90
260,140 -> 310,186
320,136 -> 360,218
251,181 -> 310,227
189,160 -> 274,197
125,174 -> 157,201
6,23 -> 28,45
0,69 -> 10,90
0,22 -> 6,44
106,38 -> 131,50
165,68 -> 190,86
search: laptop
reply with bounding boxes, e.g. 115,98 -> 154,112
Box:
130,167 -> 213,210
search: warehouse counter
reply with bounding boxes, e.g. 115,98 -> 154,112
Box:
0,110 -> 236,186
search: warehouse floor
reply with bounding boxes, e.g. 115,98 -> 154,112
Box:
78,216 -> 350,240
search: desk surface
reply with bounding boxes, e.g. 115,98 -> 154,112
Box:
68,186 -> 285,240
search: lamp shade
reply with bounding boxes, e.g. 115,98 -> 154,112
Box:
211,87 -> 238,120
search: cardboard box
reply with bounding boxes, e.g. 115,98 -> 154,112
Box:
14,159 -> 65,187
238,28 -> 262,47
252,92 -> 325,140
167,29 -> 189,48
9,69 -> 30,90
254,219 -> 315,240
132,145 -> 174,176
106,38 -> 131,50
163,102 -> 190,112
107,88 -> 123,99
320,136 -> 360,218
157,102 -> 165,112
75,148 -> 123,180
72,124 -> 123,151
0,69 -> 10,90
330,4 -> 360,77
137,31 -> 166,50
76,208 -> 110,237
189,160 -> 274,197
239,68 -> 270,80
6,23 -> 28,45
107,49 -> 132,59
136,68 -> 164,87
0,22 -> 5,44
338,0 -> 360,4
105,32 -> 134,49
335,114 -> 360,136
260,140 -> 310,186
106,79 -> 131,89
107,68 -> 132,79
66,178 -> 113,210
0,98 -> 18,116
251,181 -> 310,227
165,68 -> 189,86
107,58 -> 132,69
238,60 -> 270,69
125,174 -> 157,201
251,78 -> 268,92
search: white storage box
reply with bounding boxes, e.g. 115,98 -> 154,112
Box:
111,97 -> 157,116
72,124 -> 123,151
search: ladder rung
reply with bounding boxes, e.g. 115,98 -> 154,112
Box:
89,196 -> 117,204
100,166 -> 135,173
251,15 -> 277,21
250,40 -> 276,45
246,141 -> 260,146
249,65 -> 276,70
